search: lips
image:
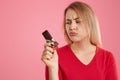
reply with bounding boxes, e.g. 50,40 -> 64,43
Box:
69,32 -> 77,36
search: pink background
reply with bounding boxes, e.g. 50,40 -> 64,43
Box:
0,0 -> 120,80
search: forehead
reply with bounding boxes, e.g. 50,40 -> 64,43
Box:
66,9 -> 80,19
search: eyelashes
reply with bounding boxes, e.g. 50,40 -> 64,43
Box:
65,20 -> 81,25
76,21 -> 81,23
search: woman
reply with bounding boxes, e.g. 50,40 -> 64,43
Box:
41,1 -> 118,80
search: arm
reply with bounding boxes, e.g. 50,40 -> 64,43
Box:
46,66 -> 59,80
41,42 -> 60,80
105,53 -> 118,80
45,65 -> 63,80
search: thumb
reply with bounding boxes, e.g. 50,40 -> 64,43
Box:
53,50 -> 58,57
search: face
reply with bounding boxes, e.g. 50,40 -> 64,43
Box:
65,9 -> 89,43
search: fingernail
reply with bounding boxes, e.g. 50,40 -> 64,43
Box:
46,40 -> 50,43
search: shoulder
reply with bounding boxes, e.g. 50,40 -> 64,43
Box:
97,47 -> 116,65
56,44 -> 71,56
57,44 -> 70,52
97,47 -> 114,57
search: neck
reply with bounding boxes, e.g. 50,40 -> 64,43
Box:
71,37 -> 95,53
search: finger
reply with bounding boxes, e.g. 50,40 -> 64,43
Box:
45,40 -> 55,48
44,42 -> 51,48
43,49 -> 53,56
41,56 -> 49,64
45,46 -> 54,53
42,53 -> 52,60
46,50 -> 53,57
46,40 -> 51,43
42,50 -> 53,59
41,57 -> 50,65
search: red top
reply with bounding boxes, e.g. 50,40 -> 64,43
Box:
45,45 -> 118,80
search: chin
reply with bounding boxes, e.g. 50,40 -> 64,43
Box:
70,38 -> 81,42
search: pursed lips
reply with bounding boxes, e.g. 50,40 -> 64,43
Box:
69,32 -> 78,36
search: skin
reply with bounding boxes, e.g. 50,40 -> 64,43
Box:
41,41 -> 58,80
41,9 -> 96,80
65,9 -> 96,65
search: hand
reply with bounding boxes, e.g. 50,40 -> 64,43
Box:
41,41 -> 58,69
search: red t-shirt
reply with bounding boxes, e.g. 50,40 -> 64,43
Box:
46,45 -> 118,80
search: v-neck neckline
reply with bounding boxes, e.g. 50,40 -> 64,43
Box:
67,45 -> 98,67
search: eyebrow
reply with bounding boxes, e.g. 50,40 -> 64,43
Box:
66,17 -> 80,21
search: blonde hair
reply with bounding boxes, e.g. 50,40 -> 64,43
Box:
63,1 -> 102,47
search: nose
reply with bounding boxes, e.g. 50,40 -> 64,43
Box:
69,21 -> 77,30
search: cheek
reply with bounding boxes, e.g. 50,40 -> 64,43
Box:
78,27 -> 88,35
82,29 -> 89,36
65,26 -> 69,33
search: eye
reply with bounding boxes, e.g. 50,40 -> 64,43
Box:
66,21 -> 71,25
76,20 -> 81,24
